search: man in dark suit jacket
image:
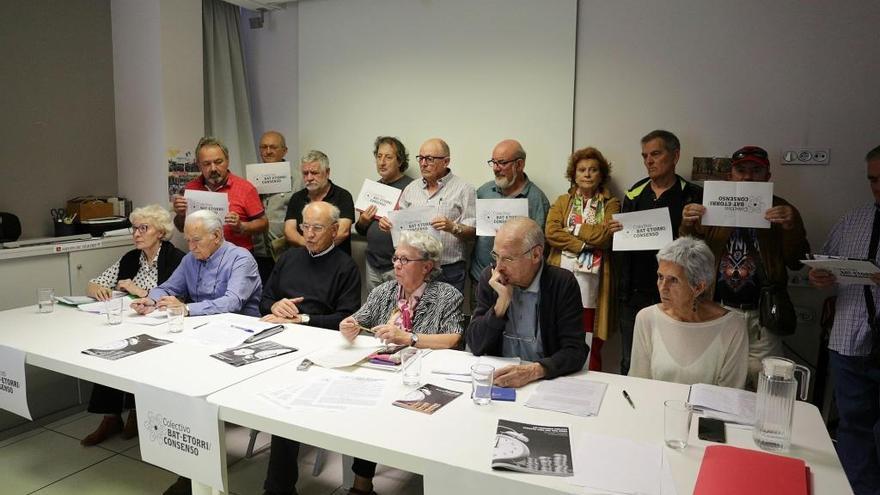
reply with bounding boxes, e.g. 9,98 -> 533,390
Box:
467,217 -> 587,388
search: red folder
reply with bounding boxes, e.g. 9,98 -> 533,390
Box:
694,445 -> 810,495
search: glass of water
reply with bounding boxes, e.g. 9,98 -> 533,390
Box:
401,348 -> 421,387
37,288 -> 55,313
471,363 -> 494,405
167,305 -> 185,333
664,400 -> 692,449
105,297 -> 124,325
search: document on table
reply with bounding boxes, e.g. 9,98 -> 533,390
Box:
801,256 -> 880,285
569,432 -> 662,495
177,321 -> 253,348
612,208 -> 673,251
475,198 -> 528,236
389,205 -> 439,246
524,377 -> 607,417
430,350 -> 520,376
354,179 -> 403,218
185,189 -> 228,218
246,161 -> 292,194
77,296 -> 129,314
258,373 -> 386,411
688,383 -> 756,425
702,180 -> 773,229
55,295 -> 95,305
307,341 -> 382,368
126,310 -> 170,326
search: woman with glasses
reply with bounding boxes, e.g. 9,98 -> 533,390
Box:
629,236 -> 748,388
82,204 -> 185,446
339,230 -> 463,495
545,147 -> 620,371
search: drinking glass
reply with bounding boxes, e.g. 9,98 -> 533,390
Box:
167,305 -> 185,333
37,288 -> 55,313
664,400 -> 692,449
471,363 -> 494,405
105,297 -> 123,325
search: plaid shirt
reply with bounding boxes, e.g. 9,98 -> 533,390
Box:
822,202 -> 880,356
398,170 -> 476,265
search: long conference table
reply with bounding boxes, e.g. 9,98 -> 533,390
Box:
0,304 -> 853,495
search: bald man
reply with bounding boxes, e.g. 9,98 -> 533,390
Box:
388,138 -> 476,295
253,131 -> 301,284
472,139 -> 550,307
467,217 -> 587,388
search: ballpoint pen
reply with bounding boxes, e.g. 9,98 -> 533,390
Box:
622,390 -> 636,409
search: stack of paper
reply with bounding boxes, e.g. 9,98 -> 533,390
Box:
258,373 -> 387,411
570,432 -> 662,494
524,377 -> 607,417
688,383 -> 756,425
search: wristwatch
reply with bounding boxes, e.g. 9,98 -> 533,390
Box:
184,305 -> 191,316
299,314 -> 310,324
452,223 -> 462,235
410,332 -> 420,347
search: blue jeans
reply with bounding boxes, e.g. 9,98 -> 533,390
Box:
830,350 -> 880,495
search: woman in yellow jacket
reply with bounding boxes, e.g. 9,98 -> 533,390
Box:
545,147 -> 620,371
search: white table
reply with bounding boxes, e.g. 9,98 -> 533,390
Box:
207,343 -> 853,495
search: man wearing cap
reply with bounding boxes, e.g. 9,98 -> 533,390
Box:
681,145 -> 809,388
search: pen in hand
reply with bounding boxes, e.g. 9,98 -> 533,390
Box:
623,390 -> 635,409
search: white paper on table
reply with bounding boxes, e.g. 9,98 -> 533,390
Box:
177,321 -> 252,348
475,198 -> 528,236
702,180 -> 773,229
185,189 -> 229,218
307,341 -> 382,368
569,432 -> 662,495
354,179 -> 403,218
55,295 -> 95,305
77,296 -> 130,314
612,208 -> 673,251
687,383 -> 756,425
135,383 -> 225,492
311,374 -> 387,408
660,449 -> 678,495
220,313 -> 282,332
0,345 -> 32,420
801,256 -> 880,285
126,310 -> 171,326
524,377 -> 607,417
389,205 -> 440,246
246,162 -> 292,195
430,350 -> 521,376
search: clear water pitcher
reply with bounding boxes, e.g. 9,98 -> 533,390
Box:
753,356 -> 810,452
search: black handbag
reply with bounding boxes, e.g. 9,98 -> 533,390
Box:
758,284 -> 797,336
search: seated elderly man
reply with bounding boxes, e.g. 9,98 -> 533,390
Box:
467,217 -> 587,388
131,209 -> 261,317
262,201 -> 361,495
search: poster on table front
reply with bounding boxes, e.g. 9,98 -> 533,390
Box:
136,383 -> 225,492
0,345 -> 31,420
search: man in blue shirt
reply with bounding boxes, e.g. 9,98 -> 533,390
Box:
131,209 -> 262,317
471,139 -> 550,311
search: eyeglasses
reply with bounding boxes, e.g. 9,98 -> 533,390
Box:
487,158 -> 521,168
732,148 -> 768,161
391,255 -> 429,266
300,223 -> 329,233
416,155 -> 448,165
490,245 -> 539,265
129,224 -> 151,234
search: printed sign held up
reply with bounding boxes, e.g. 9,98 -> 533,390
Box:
612,208 -> 673,251
702,180 -> 773,229
389,205 -> 440,246
246,162 -> 292,195
185,190 -> 229,219
354,179 -> 403,219
476,198 -> 528,236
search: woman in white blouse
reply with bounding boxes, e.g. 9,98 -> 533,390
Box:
629,236 -> 748,389
82,205 -> 185,447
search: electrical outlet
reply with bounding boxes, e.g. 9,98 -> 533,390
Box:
781,148 -> 830,166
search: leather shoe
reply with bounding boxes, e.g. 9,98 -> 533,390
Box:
120,409 -> 139,440
80,414 -> 122,446
163,476 -> 192,495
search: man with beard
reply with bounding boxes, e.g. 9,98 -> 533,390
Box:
283,150 -> 355,254
471,139 -> 550,309
681,145 -> 809,388
172,137 -> 267,251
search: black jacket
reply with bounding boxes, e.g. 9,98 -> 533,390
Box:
117,240 -> 185,285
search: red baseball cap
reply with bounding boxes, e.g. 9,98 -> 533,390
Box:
731,146 -> 770,168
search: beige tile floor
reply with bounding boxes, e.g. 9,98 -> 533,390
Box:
0,411 -> 423,495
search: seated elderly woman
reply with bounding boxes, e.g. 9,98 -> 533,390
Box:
629,236 -> 748,389
339,230 -> 463,494
82,204 -> 186,446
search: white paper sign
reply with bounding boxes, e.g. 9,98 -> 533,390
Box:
354,179 -> 403,218
136,384 -> 225,492
702,180 -> 773,229
476,198 -> 528,236
612,208 -> 673,251
0,345 -> 31,420
801,257 -> 880,285
246,162 -> 292,195
184,190 -> 229,219
389,205 -> 440,246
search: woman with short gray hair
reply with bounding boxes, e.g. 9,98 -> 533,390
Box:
338,230 -> 463,495
629,236 -> 748,388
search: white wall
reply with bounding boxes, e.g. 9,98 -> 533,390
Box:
113,0 -> 204,211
